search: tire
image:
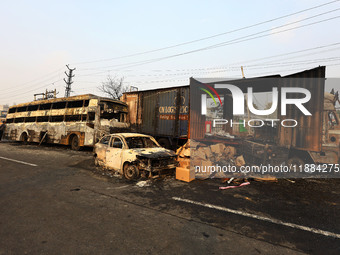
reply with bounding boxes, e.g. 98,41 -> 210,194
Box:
123,164 -> 140,180
71,135 -> 81,151
157,138 -> 171,149
21,133 -> 28,145
287,157 -> 305,168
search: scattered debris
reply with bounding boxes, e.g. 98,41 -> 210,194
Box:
227,177 -> 235,184
219,182 -> 250,190
175,140 -> 285,185
254,177 -> 278,182
235,155 -> 245,167
176,140 -> 195,182
176,167 -> 195,183
233,194 -> 254,202
214,130 -> 235,139
136,180 -> 151,187
190,141 -> 245,179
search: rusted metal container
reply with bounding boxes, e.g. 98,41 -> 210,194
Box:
279,66 -> 326,152
121,86 -> 190,144
189,78 -> 206,140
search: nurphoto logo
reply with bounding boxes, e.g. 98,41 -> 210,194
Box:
200,83 -> 312,128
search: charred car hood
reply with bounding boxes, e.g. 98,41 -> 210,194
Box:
132,148 -> 176,159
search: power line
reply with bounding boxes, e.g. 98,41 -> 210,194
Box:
6,11 -> 340,101
1,67 -> 64,93
73,57 -> 340,90
187,14 -> 340,56
90,44 -> 340,74
6,60 -> 338,102
74,42 -> 340,74
0,79 -> 63,100
114,57 -> 340,83
126,56 -> 340,77
6,53 -> 339,101
72,0 -> 340,65
241,57 -> 340,69
6,1 -> 340,100
246,63 -> 340,77
76,14 -> 340,77
242,48 -> 340,67
0,74 -> 64,96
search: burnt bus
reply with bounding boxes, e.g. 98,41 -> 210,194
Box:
3,94 -> 129,150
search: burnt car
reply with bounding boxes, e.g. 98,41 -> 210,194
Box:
93,133 -> 178,179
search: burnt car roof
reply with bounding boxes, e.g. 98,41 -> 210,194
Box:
108,133 -> 152,138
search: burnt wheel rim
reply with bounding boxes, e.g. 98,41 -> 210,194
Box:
22,133 -> 28,144
73,139 -> 78,147
125,166 -> 136,179
72,136 -> 79,149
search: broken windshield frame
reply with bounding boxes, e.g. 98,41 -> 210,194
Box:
100,101 -> 128,122
125,137 -> 160,149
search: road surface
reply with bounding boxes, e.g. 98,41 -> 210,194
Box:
0,141 -> 339,254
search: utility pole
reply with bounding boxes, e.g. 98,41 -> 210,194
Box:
241,66 -> 245,79
64,65 -> 76,98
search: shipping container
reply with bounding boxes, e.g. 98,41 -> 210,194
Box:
122,66 -> 337,168
190,66 -> 339,168
121,86 -> 190,148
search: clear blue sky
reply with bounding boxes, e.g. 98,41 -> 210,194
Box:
1,0 -> 340,105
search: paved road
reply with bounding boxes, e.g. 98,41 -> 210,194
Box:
0,142 -> 339,254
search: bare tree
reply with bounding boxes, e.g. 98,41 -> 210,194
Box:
98,75 -> 128,99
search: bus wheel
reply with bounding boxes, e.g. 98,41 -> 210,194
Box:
71,135 -> 81,151
21,133 -> 28,145
123,163 -> 140,180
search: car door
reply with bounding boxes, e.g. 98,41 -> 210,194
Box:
106,136 -> 124,170
96,135 -> 112,163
